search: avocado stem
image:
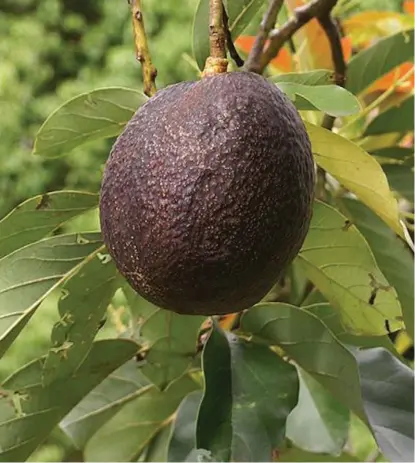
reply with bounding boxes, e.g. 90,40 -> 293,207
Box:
130,0 -> 157,97
202,0 -> 228,77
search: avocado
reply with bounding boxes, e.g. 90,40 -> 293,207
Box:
99,71 -> 315,315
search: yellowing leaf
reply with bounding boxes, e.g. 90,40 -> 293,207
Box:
304,123 -> 402,238
298,201 -> 403,336
344,11 -> 414,47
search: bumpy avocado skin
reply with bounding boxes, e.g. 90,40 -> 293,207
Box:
100,72 -> 315,315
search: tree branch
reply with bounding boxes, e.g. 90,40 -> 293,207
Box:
258,0 -> 338,74
245,0 -> 284,73
223,5 -> 244,67
318,14 -> 346,129
203,0 -> 228,76
130,0 -> 157,97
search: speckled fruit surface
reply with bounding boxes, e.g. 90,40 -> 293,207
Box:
99,71 -> 315,315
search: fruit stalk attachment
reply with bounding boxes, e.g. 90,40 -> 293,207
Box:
130,0 -> 157,97
202,0 -> 228,77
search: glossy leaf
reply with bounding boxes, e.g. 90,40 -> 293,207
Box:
287,368 -> 350,456
0,233 -> 103,360
347,29 -> 414,95
197,322 -> 299,462
60,359 -> 151,448
84,375 -> 198,462
298,201 -> 403,335
241,303 -> 365,420
356,348 -> 414,462
125,287 -> 205,388
365,96 -> 414,135
0,191 -> 98,259
168,390 -> 203,462
341,198 -> 414,339
0,339 -> 137,461
276,83 -> 360,116
43,252 -> 119,384
33,87 -> 146,158
270,69 -> 335,86
305,122 -> 403,237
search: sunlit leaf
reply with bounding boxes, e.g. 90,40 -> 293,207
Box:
196,322 -> 299,461
341,198 -> 414,339
125,287 -> 205,388
270,69 -> 335,86
305,122 -> 403,237
276,83 -> 360,116
297,201 -> 403,335
0,233 -> 103,360
347,29 -> 414,95
344,11 -> 414,47
0,339 -> 137,461
356,348 -> 414,462
33,87 -> 146,158
241,303 -> 366,420
0,191 -> 98,259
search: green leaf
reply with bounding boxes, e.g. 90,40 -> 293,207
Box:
197,322 -> 299,462
270,70 -> 335,86
125,287 -> 205,389
60,359 -> 151,448
168,390 -> 203,462
276,83 -> 361,116
304,303 -> 397,353
305,122 -> 403,237
365,96 -> 414,136
0,339 -> 137,461
286,368 -> 350,456
279,445 -> 360,462
192,0 -> 210,72
196,322 -> 233,461
193,0 -> 266,71
241,303 -> 366,421
382,163 -> 414,201
356,348 -> 414,462
33,87 -> 147,158
0,191 -> 98,259
145,422 -> 174,462
298,201 -> 403,335
84,374 -> 198,462
225,0 -> 267,38
42,252 -> 119,385
371,146 -> 413,162
347,29 -> 414,95
341,198 -> 414,339
0,233 -> 103,360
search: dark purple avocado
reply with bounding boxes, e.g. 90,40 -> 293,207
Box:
99,71 -> 315,315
